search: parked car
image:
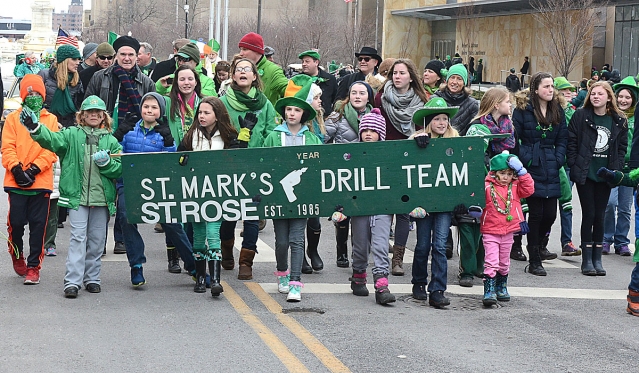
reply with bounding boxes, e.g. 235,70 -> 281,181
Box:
2,76 -> 22,134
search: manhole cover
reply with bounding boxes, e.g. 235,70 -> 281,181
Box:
282,307 -> 326,314
401,295 -> 502,310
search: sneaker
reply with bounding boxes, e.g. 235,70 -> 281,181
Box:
131,266 -> 146,287
45,247 -> 57,256
618,245 -> 631,256
602,242 -> 611,255
561,242 -> 581,256
86,283 -> 101,293
287,281 -> 302,302
64,286 -> 79,298
10,252 -> 27,277
429,290 -> 450,308
412,283 -> 428,300
459,275 -> 474,288
24,267 -> 40,285
114,242 -> 126,254
275,271 -> 290,293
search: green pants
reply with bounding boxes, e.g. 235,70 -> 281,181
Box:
192,221 -> 222,261
458,223 -> 484,277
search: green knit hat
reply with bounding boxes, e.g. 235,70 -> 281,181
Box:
554,77 -> 575,91
177,43 -> 201,64
81,95 -> 107,111
447,64 -> 468,85
274,74 -> 317,123
490,151 -> 517,172
613,76 -> 639,101
56,44 -> 81,63
298,50 -> 321,60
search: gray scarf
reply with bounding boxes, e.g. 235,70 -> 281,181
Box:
381,80 -> 424,136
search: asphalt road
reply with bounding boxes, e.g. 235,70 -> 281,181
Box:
0,161 -> 638,372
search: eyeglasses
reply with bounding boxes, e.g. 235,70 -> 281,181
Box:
98,55 -> 114,60
235,66 -> 252,73
358,56 -> 371,62
176,56 -> 191,63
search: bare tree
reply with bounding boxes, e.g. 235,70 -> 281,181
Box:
532,0 -> 604,77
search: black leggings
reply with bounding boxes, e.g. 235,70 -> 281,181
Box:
527,197 -> 558,246
576,179 -> 611,243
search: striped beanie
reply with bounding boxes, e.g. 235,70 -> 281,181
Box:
359,108 -> 386,141
238,32 -> 264,55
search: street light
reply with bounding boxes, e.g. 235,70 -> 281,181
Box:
184,0 -> 189,38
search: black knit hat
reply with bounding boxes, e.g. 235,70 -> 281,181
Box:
424,59 -> 447,79
113,36 -> 141,53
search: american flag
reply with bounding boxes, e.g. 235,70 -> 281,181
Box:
56,27 -> 78,48
344,0 -> 353,2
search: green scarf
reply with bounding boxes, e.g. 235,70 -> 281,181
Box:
49,76 -> 77,117
626,106 -> 635,119
343,103 -> 372,133
424,84 -> 438,95
226,87 -> 268,112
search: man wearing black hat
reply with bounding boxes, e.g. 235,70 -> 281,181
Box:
334,46 -> 381,103
299,50 -> 337,118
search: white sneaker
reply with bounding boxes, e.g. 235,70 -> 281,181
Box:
275,271 -> 290,294
287,282 -> 302,302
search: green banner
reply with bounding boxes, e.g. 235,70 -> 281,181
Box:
121,138 -> 487,224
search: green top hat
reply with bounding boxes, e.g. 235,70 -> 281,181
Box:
613,76 -> 639,100
412,97 -> 459,126
554,77 -> 575,91
81,95 -> 107,111
274,74 -> 317,122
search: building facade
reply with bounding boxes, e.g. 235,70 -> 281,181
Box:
52,0 -> 84,34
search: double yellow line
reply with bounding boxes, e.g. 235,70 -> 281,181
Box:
223,281 -> 350,373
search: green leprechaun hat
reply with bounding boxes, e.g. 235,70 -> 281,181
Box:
274,74 -> 317,122
613,76 -> 639,100
411,97 -> 459,127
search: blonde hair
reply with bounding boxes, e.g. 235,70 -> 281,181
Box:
75,109 -> 113,132
473,86 -> 510,121
55,58 -> 80,91
422,115 -> 460,138
308,84 -> 326,136
584,81 -> 626,118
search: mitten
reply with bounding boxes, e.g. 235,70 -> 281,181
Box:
113,112 -> 138,141
453,203 -> 467,217
24,164 -> 41,180
507,155 -> 526,176
20,107 -> 40,131
409,207 -> 427,219
596,167 -> 616,183
93,150 -> 111,167
331,204 -> 347,222
11,164 -> 34,187
154,118 -> 174,147
468,205 -> 483,219
414,133 -> 430,148
238,113 -> 258,142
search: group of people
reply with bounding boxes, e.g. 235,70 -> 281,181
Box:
3,32 -> 639,317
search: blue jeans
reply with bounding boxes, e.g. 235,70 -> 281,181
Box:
273,218 -> 307,282
412,212 -> 452,293
630,263 -> 639,292
604,186 -> 633,247
113,198 -> 124,243
116,187 -> 195,273
219,220 -> 259,251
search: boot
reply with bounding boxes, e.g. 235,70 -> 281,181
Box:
482,276 -> 497,306
495,273 -> 510,302
209,260 -> 224,296
306,227 -> 323,271
301,257 -> 313,274
627,289 -> 639,316
525,245 -> 547,276
592,243 -> 606,276
374,275 -> 396,305
194,260 -> 207,293
391,245 -> 405,276
350,270 -> 369,296
580,243 -> 597,276
539,234 -> 557,261
335,224 -> 350,268
510,235 -> 527,261
221,239 -> 235,270
445,229 -> 454,259
238,248 -> 256,280
167,248 -> 181,273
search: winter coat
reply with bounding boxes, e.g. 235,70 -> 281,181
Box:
163,95 -> 202,145
1,108 -> 58,192
324,112 -> 359,144
51,160 -> 61,199
79,64 -> 102,93
434,88 -> 479,136
84,64 -> 155,116
505,74 -> 521,93
220,93 -> 277,148
480,172 -> 535,235
30,124 -> 122,215
311,68 -> 338,117
512,91 -> 568,198
263,123 -> 323,147
566,106 -> 628,185
38,68 -> 84,127
256,57 -> 288,106
121,121 -> 177,154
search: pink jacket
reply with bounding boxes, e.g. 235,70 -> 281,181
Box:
480,172 -> 535,235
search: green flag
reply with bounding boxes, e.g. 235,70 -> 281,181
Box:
108,31 -> 119,46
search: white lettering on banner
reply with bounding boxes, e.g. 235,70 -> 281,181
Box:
140,178 -> 155,200
140,198 -> 259,224
337,169 -> 352,192
406,162 -> 469,188
453,163 -> 469,186
156,177 -> 173,199
418,165 -> 432,188
402,165 -> 416,188
259,173 -> 273,195
321,170 -> 335,192
182,176 -> 198,199
376,167 -> 390,190
435,164 -> 450,187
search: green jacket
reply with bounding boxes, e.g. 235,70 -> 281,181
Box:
164,95 -> 201,145
256,57 -> 288,106
155,62 -> 218,97
263,123 -> 323,147
31,125 -> 122,215
220,93 -> 277,148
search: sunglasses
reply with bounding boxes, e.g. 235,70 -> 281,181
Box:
235,66 -> 252,73
98,55 -> 114,60
358,56 -> 371,62
176,56 -> 191,63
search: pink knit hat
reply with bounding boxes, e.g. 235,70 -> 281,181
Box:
359,108 -> 386,141
238,32 -> 265,55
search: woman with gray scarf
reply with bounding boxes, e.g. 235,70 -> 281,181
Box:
434,63 -> 479,136
374,59 -> 429,276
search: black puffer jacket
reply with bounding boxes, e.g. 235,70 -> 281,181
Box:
38,68 -> 84,127
434,88 -> 479,136
566,106 -> 628,185
512,92 -> 568,198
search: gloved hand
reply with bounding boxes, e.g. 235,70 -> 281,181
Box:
154,117 -> 174,147
596,167 -> 616,183
238,113 -> 258,142
229,138 -> 248,149
93,150 -> 111,167
468,205 -> 483,219
414,133 -> 430,148
409,207 -> 428,219
24,164 -> 41,180
519,221 -> 530,235
453,203 -> 467,217
113,112 -> 139,141
11,164 -> 34,188
331,204 -> 347,222
507,155 -> 527,176
20,107 -> 40,131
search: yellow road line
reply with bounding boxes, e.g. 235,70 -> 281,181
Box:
222,281 -> 310,373
245,282 -> 351,373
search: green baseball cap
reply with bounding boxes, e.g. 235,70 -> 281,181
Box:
81,95 -> 107,111
298,50 -> 321,60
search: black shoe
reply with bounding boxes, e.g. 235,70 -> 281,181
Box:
167,249 -> 181,273
194,260 -> 207,293
412,283 -> 428,300
64,286 -> 78,298
336,254 -> 350,268
306,229 -> 323,271
429,290 -> 450,308
209,260 -> 224,297
459,276 -> 474,288
86,283 -> 101,293
113,241 -> 126,254
510,244 -> 527,261
539,247 -> 557,261
302,257 -> 313,274
57,222 -> 64,229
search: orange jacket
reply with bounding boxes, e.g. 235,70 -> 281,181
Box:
1,108 -> 59,191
